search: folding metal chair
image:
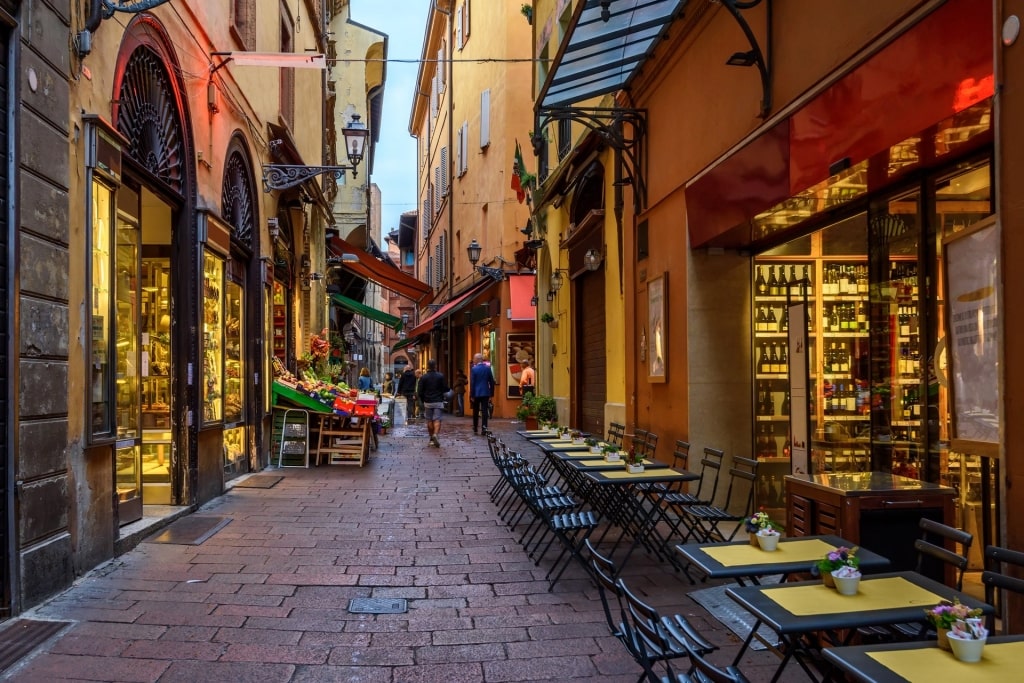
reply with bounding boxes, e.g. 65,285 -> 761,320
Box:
983,545 -> 1024,634
682,456 -> 758,543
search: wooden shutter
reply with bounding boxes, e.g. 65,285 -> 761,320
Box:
480,89 -> 490,148
456,6 -> 463,50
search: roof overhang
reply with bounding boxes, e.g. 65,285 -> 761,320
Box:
537,0 -> 688,110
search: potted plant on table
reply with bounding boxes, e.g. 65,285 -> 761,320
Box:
585,437 -> 602,454
947,617 -> 988,662
626,446 -> 645,474
744,510 -> 783,547
810,546 -> 858,588
925,598 -> 983,651
516,392 -> 558,430
602,443 -> 622,462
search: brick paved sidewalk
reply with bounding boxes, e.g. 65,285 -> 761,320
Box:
3,417 -> 778,682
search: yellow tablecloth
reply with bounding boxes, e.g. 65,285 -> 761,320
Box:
577,458 -> 656,468
764,576 -> 944,616
703,538 -> 836,567
600,469 -> 682,480
868,641 -> 1024,681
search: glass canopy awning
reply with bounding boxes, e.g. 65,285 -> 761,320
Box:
538,0 -> 688,109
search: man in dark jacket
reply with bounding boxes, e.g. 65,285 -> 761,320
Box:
396,366 -> 417,422
417,358 -> 450,447
469,353 -> 495,434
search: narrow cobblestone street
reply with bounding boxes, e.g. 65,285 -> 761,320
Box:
4,419 -> 777,682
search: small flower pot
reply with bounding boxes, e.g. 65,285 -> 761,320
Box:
947,632 -> 986,663
590,446 -> 602,454
626,463 -> 645,474
572,438 -> 585,444
604,453 -> 621,462
822,572 -> 835,588
756,532 -> 780,552
936,627 -> 951,651
831,570 -> 861,595
749,533 -> 759,547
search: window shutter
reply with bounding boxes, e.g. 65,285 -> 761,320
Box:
430,76 -> 438,119
459,121 -> 469,176
434,166 -> 441,213
465,0 -> 471,38
440,146 -> 449,196
422,198 -> 429,239
480,89 -> 490,148
438,44 -> 446,89
455,125 -> 463,178
456,6 -> 463,50
427,255 -> 434,289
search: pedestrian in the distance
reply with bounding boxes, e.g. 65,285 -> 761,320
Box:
470,353 -> 495,434
414,368 -> 424,419
397,366 -> 417,422
451,369 -> 468,416
382,372 -> 394,396
357,367 -> 373,391
518,359 -> 535,396
417,359 -> 450,448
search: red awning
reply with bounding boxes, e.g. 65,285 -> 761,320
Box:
508,275 -> 536,321
329,235 -> 433,303
409,279 -> 493,337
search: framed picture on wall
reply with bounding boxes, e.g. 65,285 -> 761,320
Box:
506,333 -> 536,398
648,273 -> 667,383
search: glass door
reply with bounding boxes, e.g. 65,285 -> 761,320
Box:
115,190 -> 142,524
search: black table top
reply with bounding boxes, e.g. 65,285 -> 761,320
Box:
822,635 -> 1024,683
676,535 -> 890,580
725,571 -> 992,635
535,439 -> 597,453
565,456 -> 669,472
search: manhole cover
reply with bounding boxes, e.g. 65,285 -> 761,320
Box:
347,598 -> 408,614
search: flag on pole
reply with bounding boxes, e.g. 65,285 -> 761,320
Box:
511,139 -> 535,203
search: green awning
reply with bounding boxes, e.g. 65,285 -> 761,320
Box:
330,294 -> 403,331
391,334 -> 424,352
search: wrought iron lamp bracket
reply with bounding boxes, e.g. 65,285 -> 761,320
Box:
475,266 -> 507,282
534,106 -> 647,212
262,164 -> 355,192
719,0 -> 772,119
101,0 -> 174,18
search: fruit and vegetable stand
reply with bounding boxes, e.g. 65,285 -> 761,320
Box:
272,381 -> 372,467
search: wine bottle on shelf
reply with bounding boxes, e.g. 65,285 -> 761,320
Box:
844,384 -> 856,413
839,303 -> 851,331
779,343 -> 788,375
830,306 -> 840,333
755,266 -> 768,296
756,305 -> 768,332
769,343 -> 781,374
780,306 -> 789,332
768,265 -> 780,296
839,342 -> 850,373
783,434 -> 792,458
781,390 -> 791,416
767,306 -> 778,332
845,266 -> 857,295
857,301 -> 867,331
803,264 -> 813,294
758,343 -> 771,374
779,266 -> 788,292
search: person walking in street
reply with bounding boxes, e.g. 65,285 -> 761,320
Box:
382,371 -> 394,396
357,367 -> 373,391
451,369 -> 467,416
414,368 -> 425,420
518,359 -> 535,396
397,365 -> 417,422
417,359 -> 450,448
470,353 -> 495,434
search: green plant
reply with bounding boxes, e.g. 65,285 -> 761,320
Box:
584,437 -> 598,447
810,546 -> 859,577
626,446 -> 643,466
601,443 -> 620,455
540,312 -> 555,323
519,392 -> 557,423
925,598 -> 983,630
520,4 -> 533,24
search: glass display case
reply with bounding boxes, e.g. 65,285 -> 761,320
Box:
224,279 -> 244,424
115,443 -> 140,504
90,179 -> 113,435
115,208 -> 140,439
141,258 -> 171,431
202,251 -> 224,424
273,281 -> 288,361
224,425 -> 247,474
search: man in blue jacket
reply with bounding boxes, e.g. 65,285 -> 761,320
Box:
469,353 -> 495,434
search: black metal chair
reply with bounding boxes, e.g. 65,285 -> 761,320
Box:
619,578 -> 717,683
682,456 -> 758,543
676,637 -> 751,683
982,544 -> 1024,634
608,422 -> 626,448
658,447 -> 725,545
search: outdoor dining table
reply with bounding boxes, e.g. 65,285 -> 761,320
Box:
822,634 -> 1024,683
516,430 -> 594,441
725,571 -> 993,683
582,467 -> 700,575
676,535 -> 891,586
535,439 -> 600,453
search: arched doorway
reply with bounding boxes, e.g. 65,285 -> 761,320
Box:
109,16 -> 197,513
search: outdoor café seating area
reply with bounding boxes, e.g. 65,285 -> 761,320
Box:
487,424 -> 1024,683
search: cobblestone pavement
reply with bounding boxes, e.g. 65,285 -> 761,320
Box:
3,418 -> 780,682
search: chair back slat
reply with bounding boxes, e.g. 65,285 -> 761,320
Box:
915,518 -> 973,590
607,422 -> 625,447
983,544 -> 1024,633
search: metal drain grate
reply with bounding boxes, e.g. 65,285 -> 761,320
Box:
0,619 -> 70,673
347,598 -> 408,614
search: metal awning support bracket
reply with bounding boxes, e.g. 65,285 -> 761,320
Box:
719,0 -> 773,119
